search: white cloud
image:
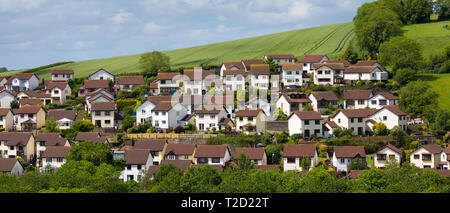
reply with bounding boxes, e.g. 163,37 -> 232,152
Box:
143,22 -> 160,33
16,41 -> 32,49
113,9 -> 135,24
0,0 -> 47,12
74,41 -> 86,49
217,16 -> 226,21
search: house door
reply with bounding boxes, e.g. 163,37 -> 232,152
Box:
358,127 -> 363,136
95,120 -> 102,128
304,130 -> 310,138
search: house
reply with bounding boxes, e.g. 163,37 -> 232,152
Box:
91,101 -> 116,128
299,54 -> 328,74
164,143 -> 196,162
374,144 -> 403,168
78,80 -> 109,97
51,69 -> 74,81
13,106 -> 46,131
218,118 -> 235,131
19,98 -> 41,107
281,64 -> 303,88
183,68 -> 216,95
308,91 -> 339,113
193,145 -> 232,166
222,69 -> 246,91
35,133 -> 70,167
241,59 -> 263,72
220,62 -> 245,78
89,68 -> 115,81
4,73 -> 39,91
332,146 -> 366,173
128,138 -> 167,165
117,75 -> 145,92
156,73 -> 181,95
0,90 -> 16,108
0,132 -> 35,162
324,60 -> 351,68
151,101 -> 188,130
282,144 -> 318,172
204,95 -> 235,116
348,170 -> 365,179
235,108 -> 266,133
194,106 -> 228,131
288,111 -> 325,137
0,77 -> 7,87
85,89 -> 115,112
344,66 -> 389,83
367,105 -> 408,131
41,146 -> 70,170
0,158 -> 24,176
440,147 -> 450,170
410,144 -> 443,169
248,64 -> 270,90
136,96 -> 173,125
121,149 -> 153,182
343,90 -> 373,109
44,80 -> 71,104
264,54 -> 296,70
149,82 -> 159,96
368,91 -> 399,109
233,148 -> 267,165
313,63 -> 345,85
0,108 -> 14,131
246,97 -> 271,116
74,132 -> 108,144
16,90 -> 52,106
324,120 -> 341,136
330,109 -> 378,136
276,92 -> 311,116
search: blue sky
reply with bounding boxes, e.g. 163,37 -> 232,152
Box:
0,0 -> 373,70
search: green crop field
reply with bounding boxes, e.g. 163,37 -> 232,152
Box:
2,20 -> 449,81
414,73 -> 450,110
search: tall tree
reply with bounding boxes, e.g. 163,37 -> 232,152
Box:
378,36 -> 423,74
399,81 -> 438,115
435,0 -> 450,20
139,51 -> 171,77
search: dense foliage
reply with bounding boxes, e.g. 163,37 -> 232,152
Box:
139,51 -> 171,77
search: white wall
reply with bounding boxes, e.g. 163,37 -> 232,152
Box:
374,148 -> 401,168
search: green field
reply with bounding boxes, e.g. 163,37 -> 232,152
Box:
2,20 -> 449,81
414,73 -> 450,110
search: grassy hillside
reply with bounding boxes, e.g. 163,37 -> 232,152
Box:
414,73 -> 450,110
2,20 -> 449,81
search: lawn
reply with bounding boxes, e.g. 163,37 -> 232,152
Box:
402,20 -> 450,58
414,73 -> 450,110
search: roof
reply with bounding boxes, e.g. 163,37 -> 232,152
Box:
85,88 -> 114,98
223,69 -> 246,76
35,133 -> 68,146
282,63 -> 302,71
325,120 -> 340,129
124,149 -> 152,165
283,144 -> 317,157
376,144 -> 403,155
292,111 -> 323,120
18,90 -> 51,98
355,60 -> 377,66
181,114 -> 195,122
314,63 -> 345,70
194,145 -> 229,158
75,132 -> 107,144
235,108 -> 262,117
420,144 -> 443,154
149,82 -> 158,89
13,106 -> 43,114
152,101 -> 176,111
118,76 -> 144,85
374,91 -> 398,100
335,109 -> 378,118
249,64 -> 270,75
310,91 -> 338,101
183,69 -> 215,80
194,106 -> 223,115
91,101 -> 115,111
89,69 -> 114,78
444,147 -> 450,155
300,54 -> 327,63
334,146 -> 366,158
433,169 -> 450,178
42,146 -> 70,158
45,80 -> 69,90
241,59 -> 263,70
147,96 -> 173,105
6,73 -> 38,84
343,90 -> 373,100
345,66 -> 378,74
348,170 -> 365,179
381,105 -> 407,116
324,60 -> 351,67
0,108 -> 11,116
134,139 -> 167,151
265,54 -> 295,59
157,72 -> 181,80
281,92 -> 311,103
19,98 -> 41,106
233,148 -> 265,160
0,132 -> 33,146
164,144 -> 196,156
83,80 -> 109,89
0,158 -> 18,172
51,69 -> 74,75
218,117 -> 234,126
222,62 -> 245,70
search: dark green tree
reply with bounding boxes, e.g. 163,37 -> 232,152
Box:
139,51 -> 171,77
399,81 -> 438,115
72,120 -> 94,132
394,67 -> 417,85
378,36 -> 423,74
66,141 -> 114,166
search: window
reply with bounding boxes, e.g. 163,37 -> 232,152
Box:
198,157 -> 208,164
28,114 -> 34,118
199,115 -> 204,119
377,154 -> 387,160
248,117 -> 253,121
47,158 -> 52,163
105,111 -> 111,116
162,112 -> 166,116
9,146 -> 14,150
210,115 -> 215,119
127,175 -> 134,181
383,116 -> 387,121
389,155 -> 395,160
422,154 -> 431,161
358,118 -> 362,123
315,120 -> 320,125
20,114 -> 24,118
350,118 -> 354,123
127,165 -> 132,170
155,112 -> 159,116
340,158 -> 345,163
184,155 -> 189,160
239,117 -> 243,121
0,116 -> 2,121
414,154 -> 420,159
95,111 -> 101,116
318,71 -> 323,74
338,119 -> 341,123
325,70 -> 331,74
105,120 -> 111,124
304,120 -> 309,125
379,100 -> 387,105
57,158 -> 63,163
162,120 -> 166,125
168,155 -> 176,160
371,100 -> 377,105
137,165 -> 142,170
212,158 -> 220,163
358,100 -> 365,105
287,157 -> 295,163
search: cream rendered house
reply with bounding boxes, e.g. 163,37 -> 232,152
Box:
41,146 -> 70,170
248,64 -> 270,90
374,144 -> 403,168
0,132 -> 35,162
44,81 -> 72,104
13,106 -> 46,131
276,92 -> 311,116
35,133 -> 70,167
288,111 -> 325,137
343,90 -> 374,109
299,54 -> 329,74
194,106 -> 228,131
91,101 -> 116,128
283,144 -> 318,172
235,108 -> 266,134
51,69 -> 74,81
410,144 -> 443,169
0,108 -> 14,131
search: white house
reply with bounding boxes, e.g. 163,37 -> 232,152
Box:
233,148 -> 267,165
367,105 -> 408,131
281,64 -> 303,88
313,63 -> 345,85
88,68 -> 115,81
0,132 -> 35,163
156,73 -> 181,96
183,69 -> 216,95
344,66 -> 389,83
0,158 -> 24,176
0,77 -> 7,87
151,101 -> 188,130
330,109 -> 378,136
343,90 -> 374,109
41,146 -> 70,170
299,54 -> 328,74
283,143 -> 318,172
308,91 -> 339,113
374,144 -> 403,168
194,106 -> 228,131
368,91 -> 399,109
0,90 -> 16,108
44,80 -> 71,104
441,147 -> 450,170
220,62 -> 245,78
276,92 -> 311,117
117,75 -> 145,92
121,149 -> 154,182
130,138 -> 167,165
222,69 -> 246,91
4,73 -> 39,92
0,108 -> 14,131
288,111 -> 325,137
85,89 -> 115,113
241,59 -> 263,72
332,146 -> 366,173
51,69 -> 74,81
246,97 -> 271,116
410,144 -> 443,169
264,54 -> 296,72
193,145 -> 232,167
35,133 -> 70,167
248,64 -> 270,90
235,108 -> 266,133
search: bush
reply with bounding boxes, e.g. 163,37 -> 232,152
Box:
174,126 -> 184,134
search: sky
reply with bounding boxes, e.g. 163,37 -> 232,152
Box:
0,0 -> 374,70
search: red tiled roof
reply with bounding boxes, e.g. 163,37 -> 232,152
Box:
283,144 -> 316,157
421,144 -> 443,154
42,146 -> 70,158
0,132 -> 33,146
45,80 -> 69,90
380,105 -> 407,116
183,69 -> 215,80
233,148 -> 265,160
124,149 -> 151,165
51,69 -> 74,75
164,144 -> 196,156
376,144 -> 403,155
292,111 -> 323,120
0,108 -> 11,116
47,110 -> 77,121
355,60 -> 377,66
338,109 -> 378,118
324,60 -> 351,67
235,108 -> 262,117
13,106 -> 43,114
249,64 -> 270,75
300,54 -> 327,63
134,139 -> 167,151
282,64 -> 302,71
0,158 -> 18,172
314,63 -> 345,70
310,91 -> 338,101
152,101 -> 177,111
334,146 -> 366,158
194,145 -> 229,158
241,59 -> 263,70
6,73 -> 38,85
222,62 -> 245,70
345,66 -> 378,74
83,80 -> 109,89
265,54 -> 296,59
118,76 -> 144,85
343,90 -> 373,100
91,101 -> 115,111
223,69 -> 246,76
157,72 -> 181,80
375,91 -> 398,100
281,92 -> 311,103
